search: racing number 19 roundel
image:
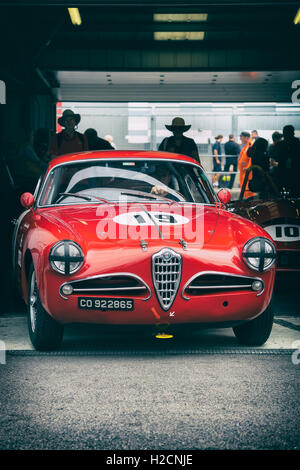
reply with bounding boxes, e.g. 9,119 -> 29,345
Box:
113,211 -> 190,226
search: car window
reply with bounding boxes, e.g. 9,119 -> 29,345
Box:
39,160 -> 216,206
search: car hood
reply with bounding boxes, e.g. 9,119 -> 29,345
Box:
39,203 -> 221,250
36,203 -> 273,275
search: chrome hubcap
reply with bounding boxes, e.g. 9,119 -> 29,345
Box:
29,272 -> 38,333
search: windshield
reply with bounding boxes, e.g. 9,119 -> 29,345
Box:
39,159 -> 216,206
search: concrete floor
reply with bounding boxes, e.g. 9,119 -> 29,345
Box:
0,313 -> 299,351
0,354 -> 299,450
0,282 -> 299,450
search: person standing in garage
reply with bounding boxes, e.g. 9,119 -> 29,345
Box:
268,131 -> 282,175
238,131 -> 256,198
224,134 -> 240,189
273,125 -> 300,197
251,130 -> 259,141
14,129 -> 50,195
247,137 -> 270,198
159,117 -> 200,164
84,128 -> 114,150
51,109 -> 88,157
212,134 -> 223,188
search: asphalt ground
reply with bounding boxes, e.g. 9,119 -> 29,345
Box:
0,354 -> 299,450
0,274 -> 299,450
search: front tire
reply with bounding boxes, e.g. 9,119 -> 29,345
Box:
233,301 -> 274,346
27,265 -> 64,350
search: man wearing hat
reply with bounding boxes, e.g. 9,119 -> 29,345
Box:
51,109 -> 88,157
158,117 -> 200,164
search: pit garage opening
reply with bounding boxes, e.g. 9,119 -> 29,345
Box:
57,99 -> 300,197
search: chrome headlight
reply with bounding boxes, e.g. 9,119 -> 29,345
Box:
49,240 -> 84,275
242,237 -> 276,272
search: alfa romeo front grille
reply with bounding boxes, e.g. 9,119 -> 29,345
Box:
152,248 -> 182,310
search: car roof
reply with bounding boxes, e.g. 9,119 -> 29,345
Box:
48,150 -> 200,170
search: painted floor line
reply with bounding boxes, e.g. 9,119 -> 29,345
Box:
274,319 -> 300,332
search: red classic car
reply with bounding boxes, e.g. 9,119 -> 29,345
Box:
13,151 -> 276,350
229,166 -> 300,271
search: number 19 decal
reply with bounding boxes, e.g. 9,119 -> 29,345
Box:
114,211 -> 189,226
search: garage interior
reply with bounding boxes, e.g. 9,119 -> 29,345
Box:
0,0 -> 300,312
0,1 -> 300,452
1,0 -> 300,144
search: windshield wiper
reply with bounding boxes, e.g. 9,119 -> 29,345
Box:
56,192 -> 110,204
56,192 -> 93,203
80,193 -> 111,204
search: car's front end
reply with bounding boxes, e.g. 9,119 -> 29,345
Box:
17,151 -> 277,349
38,204 -> 276,329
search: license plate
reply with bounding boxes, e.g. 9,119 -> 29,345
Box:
78,297 -> 134,311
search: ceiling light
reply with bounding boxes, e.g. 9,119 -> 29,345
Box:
154,31 -> 205,41
154,13 -> 208,22
294,8 -> 300,24
68,8 -> 82,26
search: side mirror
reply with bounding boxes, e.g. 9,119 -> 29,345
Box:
217,188 -> 231,204
20,192 -> 35,209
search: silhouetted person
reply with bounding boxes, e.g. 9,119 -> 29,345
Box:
151,166 -> 172,197
224,134 -> 240,189
33,128 -> 52,168
212,134 -> 223,187
51,109 -> 88,157
273,125 -> 300,196
14,129 -> 49,194
268,131 -> 282,158
247,137 -> 269,197
268,131 -> 282,176
251,130 -> 259,141
84,128 -> 114,151
158,117 -> 200,164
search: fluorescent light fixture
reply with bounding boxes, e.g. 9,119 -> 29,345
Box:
294,8 -> 300,24
154,13 -> 208,22
154,31 -> 205,40
68,8 -> 82,26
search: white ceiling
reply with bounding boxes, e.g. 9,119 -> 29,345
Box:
57,71 -> 299,85
56,71 -> 300,102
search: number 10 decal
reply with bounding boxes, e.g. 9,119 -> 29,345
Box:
265,224 -> 300,242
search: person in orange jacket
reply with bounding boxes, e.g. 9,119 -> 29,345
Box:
238,131 -> 256,198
